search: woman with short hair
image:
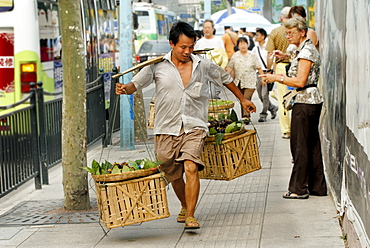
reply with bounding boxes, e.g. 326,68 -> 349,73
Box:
259,17 -> 327,199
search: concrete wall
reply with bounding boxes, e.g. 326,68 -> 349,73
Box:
317,0 -> 370,247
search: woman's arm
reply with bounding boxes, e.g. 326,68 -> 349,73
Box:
259,58 -> 313,88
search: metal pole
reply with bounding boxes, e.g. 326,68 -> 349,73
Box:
30,83 -> 42,189
204,0 -> 211,19
36,82 -> 49,185
119,0 -> 135,150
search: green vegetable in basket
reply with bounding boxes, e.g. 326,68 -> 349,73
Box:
92,159 -> 100,175
209,127 -> 217,135
121,165 -> 131,172
217,113 -> 226,120
215,133 -> 225,145
127,161 -> 139,170
228,109 -> 238,122
111,165 -> 121,174
225,122 -> 236,133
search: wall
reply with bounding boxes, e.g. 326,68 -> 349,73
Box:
317,0 -> 370,247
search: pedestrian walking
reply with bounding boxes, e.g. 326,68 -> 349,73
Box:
116,21 -> 256,229
195,19 -> 227,99
265,6 -> 292,139
221,25 -> 238,59
226,37 -> 263,123
259,17 -> 327,199
251,28 -> 278,122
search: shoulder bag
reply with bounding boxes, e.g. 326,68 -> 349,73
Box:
282,84 -> 317,110
257,46 -> 274,91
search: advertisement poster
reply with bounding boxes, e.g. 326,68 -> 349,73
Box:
0,29 -> 14,94
271,0 -> 285,24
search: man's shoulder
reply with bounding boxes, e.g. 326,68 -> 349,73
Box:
270,25 -> 284,35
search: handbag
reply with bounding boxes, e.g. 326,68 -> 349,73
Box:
282,89 -> 299,110
282,84 -> 318,110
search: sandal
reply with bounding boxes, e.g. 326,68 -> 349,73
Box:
177,208 -> 187,223
184,217 -> 200,229
283,191 -> 309,199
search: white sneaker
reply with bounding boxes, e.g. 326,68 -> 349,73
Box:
282,133 -> 290,139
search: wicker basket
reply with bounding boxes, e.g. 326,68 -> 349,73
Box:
147,102 -> 155,129
208,100 -> 234,111
199,129 -> 261,180
94,173 -> 170,229
208,109 -> 231,119
92,168 -> 159,182
148,100 -> 234,128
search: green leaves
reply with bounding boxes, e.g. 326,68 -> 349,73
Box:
81,158 -> 161,175
215,133 -> 225,145
228,109 -> 238,122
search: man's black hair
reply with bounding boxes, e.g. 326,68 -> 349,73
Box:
194,30 -> 203,39
256,28 -> 267,39
169,21 -> 197,45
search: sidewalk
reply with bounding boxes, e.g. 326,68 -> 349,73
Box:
0,95 -> 345,248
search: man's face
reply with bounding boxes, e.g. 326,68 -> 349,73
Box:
170,34 -> 195,63
255,32 -> 265,43
202,22 -> 214,37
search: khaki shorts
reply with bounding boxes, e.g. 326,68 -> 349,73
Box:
155,129 -> 207,182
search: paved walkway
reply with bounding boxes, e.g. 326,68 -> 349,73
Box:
0,93 -> 345,248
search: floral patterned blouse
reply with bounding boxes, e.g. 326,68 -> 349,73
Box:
227,51 -> 262,89
288,39 -> 323,104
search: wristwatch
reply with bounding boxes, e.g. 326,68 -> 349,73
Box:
280,76 -> 285,82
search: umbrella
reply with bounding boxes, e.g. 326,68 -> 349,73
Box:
219,12 -> 278,34
211,7 -> 254,24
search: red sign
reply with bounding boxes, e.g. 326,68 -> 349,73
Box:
0,31 -> 14,92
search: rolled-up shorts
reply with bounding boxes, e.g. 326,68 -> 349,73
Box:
155,128 -> 207,182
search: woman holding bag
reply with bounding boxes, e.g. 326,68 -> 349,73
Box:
259,17 -> 327,199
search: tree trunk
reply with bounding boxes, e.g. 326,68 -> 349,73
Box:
59,0 -> 90,210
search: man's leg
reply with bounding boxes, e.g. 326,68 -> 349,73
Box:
171,176 -> 186,210
171,160 -> 200,227
256,77 -> 267,121
183,160 -> 200,219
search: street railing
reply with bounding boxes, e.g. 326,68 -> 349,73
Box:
0,73 -> 113,198
0,84 -> 42,197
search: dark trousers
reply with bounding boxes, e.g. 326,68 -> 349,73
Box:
256,76 -> 276,118
288,103 -> 327,195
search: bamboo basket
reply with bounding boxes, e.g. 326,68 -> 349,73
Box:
92,168 -> 158,182
208,109 -> 231,119
94,173 -> 169,229
208,100 -> 234,119
199,129 -> 261,180
148,100 -> 235,128
208,100 -> 234,111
